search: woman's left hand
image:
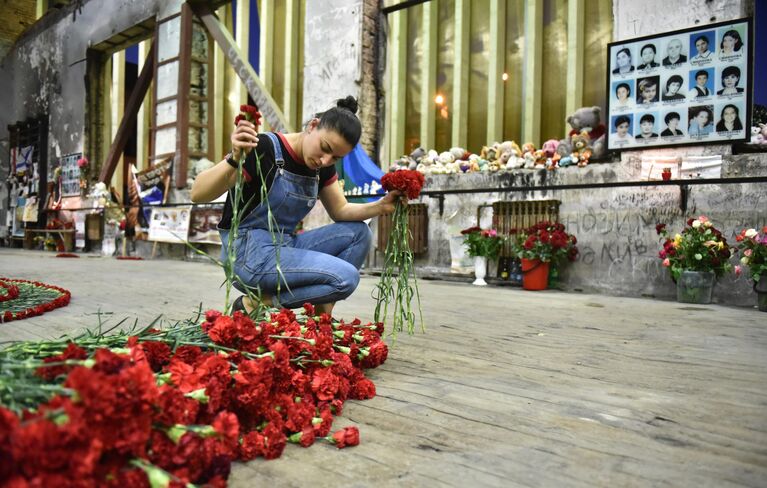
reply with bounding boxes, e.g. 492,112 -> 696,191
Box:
379,190 -> 407,215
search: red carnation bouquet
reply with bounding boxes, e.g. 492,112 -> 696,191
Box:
380,170 -> 424,200
374,170 -> 425,337
235,104 -> 262,128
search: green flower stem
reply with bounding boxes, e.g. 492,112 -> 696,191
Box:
268,335 -> 316,345
373,201 -> 424,339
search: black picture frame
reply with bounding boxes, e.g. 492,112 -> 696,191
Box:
606,17 -> 753,152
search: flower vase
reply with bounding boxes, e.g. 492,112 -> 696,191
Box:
755,275 -> 767,312
676,270 -> 715,304
473,256 -> 488,286
521,258 -> 550,291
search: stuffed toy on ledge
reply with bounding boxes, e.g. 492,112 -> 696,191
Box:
557,106 -> 607,159
750,124 -> 767,145
558,131 -> 593,168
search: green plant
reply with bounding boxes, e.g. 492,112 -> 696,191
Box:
735,226 -> 767,282
656,216 -> 732,281
460,227 -> 503,259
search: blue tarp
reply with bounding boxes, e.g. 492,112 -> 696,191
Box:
340,144 -> 385,202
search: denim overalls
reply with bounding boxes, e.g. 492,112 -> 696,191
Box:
219,132 -> 372,308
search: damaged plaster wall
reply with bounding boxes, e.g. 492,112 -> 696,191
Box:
0,0 -> 183,185
303,0 -> 364,124
415,154 -> 766,306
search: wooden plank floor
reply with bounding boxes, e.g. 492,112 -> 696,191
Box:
2,249 -> 766,487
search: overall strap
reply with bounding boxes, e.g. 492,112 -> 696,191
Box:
263,132 -> 284,168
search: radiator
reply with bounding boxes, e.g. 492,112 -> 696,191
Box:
492,200 -> 560,257
377,203 -> 428,255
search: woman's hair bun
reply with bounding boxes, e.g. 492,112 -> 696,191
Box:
336,96 -> 359,114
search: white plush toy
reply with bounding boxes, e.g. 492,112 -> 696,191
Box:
438,151 -> 455,165
751,126 -> 764,144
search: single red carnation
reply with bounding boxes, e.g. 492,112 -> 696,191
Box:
35,342 -> 88,380
311,367 -> 340,402
139,341 -> 172,371
349,376 -> 376,400
331,426 -> 360,449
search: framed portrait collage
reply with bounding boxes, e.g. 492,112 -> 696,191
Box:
606,17 -> 752,151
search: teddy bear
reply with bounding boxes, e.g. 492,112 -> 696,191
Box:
751,124 -> 767,145
559,131 -> 592,168
557,106 -> 607,159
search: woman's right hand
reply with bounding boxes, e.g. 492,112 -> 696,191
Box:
231,120 -> 259,161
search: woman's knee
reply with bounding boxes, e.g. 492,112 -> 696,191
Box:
341,221 -> 372,247
335,263 -> 361,298
357,222 -> 373,247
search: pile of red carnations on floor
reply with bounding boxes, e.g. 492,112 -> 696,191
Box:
0,303 -> 387,487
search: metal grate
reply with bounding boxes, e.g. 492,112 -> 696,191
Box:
492,200 -> 560,257
377,203 -> 429,255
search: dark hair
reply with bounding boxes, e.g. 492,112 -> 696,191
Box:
720,66 -> 741,86
666,75 -> 683,90
640,114 -> 655,124
694,35 -> 709,46
720,30 -> 743,52
690,106 -> 713,126
695,70 -> 708,80
615,115 -> 630,128
716,104 -> 743,131
616,82 -> 631,96
616,47 -> 631,60
640,44 -> 656,56
664,112 -> 680,124
315,96 -> 362,146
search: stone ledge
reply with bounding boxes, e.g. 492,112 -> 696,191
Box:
420,152 -> 767,193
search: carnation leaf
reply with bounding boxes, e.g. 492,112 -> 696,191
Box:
130,459 -> 174,488
184,387 -> 209,403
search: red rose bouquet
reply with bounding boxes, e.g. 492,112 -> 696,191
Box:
510,221 -> 578,264
656,216 -> 732,281
374,170 -> 425,337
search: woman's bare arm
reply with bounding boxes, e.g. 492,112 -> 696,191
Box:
190,120 -> 259,203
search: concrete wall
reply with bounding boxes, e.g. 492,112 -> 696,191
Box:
407,152 -> 766,306
302,0 -> 363,124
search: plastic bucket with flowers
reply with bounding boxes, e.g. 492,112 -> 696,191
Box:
656,216 -> 732,304
734,226 -> 767,312
521,258 -> 550,290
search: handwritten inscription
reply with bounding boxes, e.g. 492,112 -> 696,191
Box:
227,46 -> 287,132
